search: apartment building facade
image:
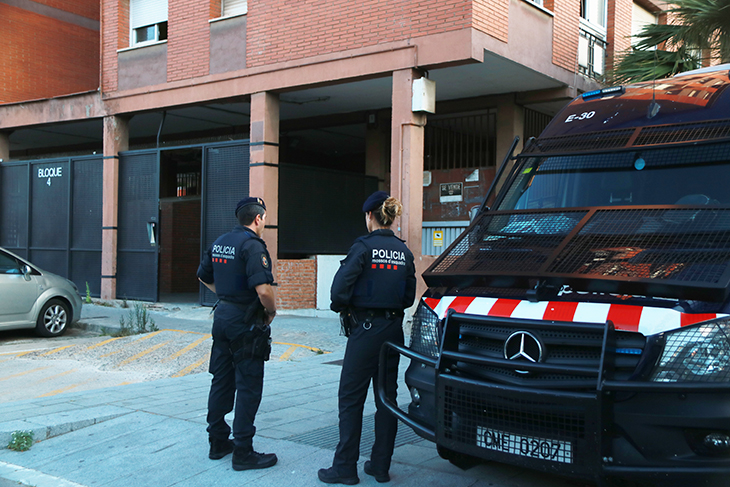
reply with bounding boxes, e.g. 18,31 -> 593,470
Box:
0,0 -> 663,308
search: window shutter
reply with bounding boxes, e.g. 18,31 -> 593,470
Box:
131,0 -> 168,29
223,0 -> 248,17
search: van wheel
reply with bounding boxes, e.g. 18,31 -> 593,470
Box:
437,445 -> 480,470
35,299 -> 69,337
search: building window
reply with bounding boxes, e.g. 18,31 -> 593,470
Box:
579,0 -> 607,79
631,2 -> 657,47
131,0 -> 168,46
222,0 -> 247,17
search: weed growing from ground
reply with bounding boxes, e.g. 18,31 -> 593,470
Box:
85,282 -> 92,304
7,430 -> 33,451
109,303 -> 159,337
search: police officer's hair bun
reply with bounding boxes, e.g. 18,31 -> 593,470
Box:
378,197 -> 403,226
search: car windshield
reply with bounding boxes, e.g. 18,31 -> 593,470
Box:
497,142 -> 730,211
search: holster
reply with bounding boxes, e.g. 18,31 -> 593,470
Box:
339,309 -> 358,337
230,325 -> 272,362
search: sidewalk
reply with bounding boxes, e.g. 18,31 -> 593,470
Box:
0,302 -> 573,487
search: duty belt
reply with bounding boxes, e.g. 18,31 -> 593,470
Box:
353,308 -> 404,319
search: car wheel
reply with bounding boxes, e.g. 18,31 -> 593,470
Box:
35,299 -> 70,337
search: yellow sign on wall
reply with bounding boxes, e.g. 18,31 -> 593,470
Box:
433,230 -> 444,247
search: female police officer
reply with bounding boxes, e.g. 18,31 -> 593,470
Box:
318,191 -> 416,485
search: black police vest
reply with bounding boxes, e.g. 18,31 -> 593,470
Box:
210,227 -> 259,304
350,233 -> 411,310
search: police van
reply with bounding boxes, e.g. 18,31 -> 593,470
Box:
380,65 -> 730,486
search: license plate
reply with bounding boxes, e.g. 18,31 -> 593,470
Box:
476,426 -> 573,464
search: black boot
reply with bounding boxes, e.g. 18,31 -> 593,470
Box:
364,461 -> 390,483
208,437 -> 234,460
232,447 -> 278,471
317,466 -> 359,485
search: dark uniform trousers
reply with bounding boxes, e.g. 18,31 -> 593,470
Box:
206,302 -> 264,452
333,312 -> 404,477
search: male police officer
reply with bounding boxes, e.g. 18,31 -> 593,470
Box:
197,197 -> 278,471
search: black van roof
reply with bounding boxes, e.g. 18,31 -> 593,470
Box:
539,64 -> 730,139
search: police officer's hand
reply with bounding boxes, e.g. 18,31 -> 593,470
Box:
263,308 -> 276,325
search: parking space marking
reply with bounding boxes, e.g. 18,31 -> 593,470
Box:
273,341 -> 328,353
162,334 -> 211,362
172,351 -> 210,378
85,337 -> 123,351
34,368 -> 78,383
41,345 -> 75,356
36,379 -> 92,398
0,366 -> 52,382
278,345 -> 299,361
116,340 -> 172,367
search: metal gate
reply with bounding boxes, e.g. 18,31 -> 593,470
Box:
0,156 -> 103,295
200,142 -> 250,305
116,151 -> 160,302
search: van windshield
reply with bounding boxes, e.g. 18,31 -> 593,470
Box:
497,142 -> 730,211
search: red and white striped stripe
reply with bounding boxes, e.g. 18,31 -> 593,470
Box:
422,296 -> 726,335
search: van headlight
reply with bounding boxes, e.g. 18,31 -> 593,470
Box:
409,301 -> 441,358
651,318 -> 730,382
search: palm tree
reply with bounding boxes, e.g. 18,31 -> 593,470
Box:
609,0 -> 730,84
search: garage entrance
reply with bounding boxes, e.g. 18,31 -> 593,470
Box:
116,141 -> 249,303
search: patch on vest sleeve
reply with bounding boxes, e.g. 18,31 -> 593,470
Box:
261,253 -> 270,269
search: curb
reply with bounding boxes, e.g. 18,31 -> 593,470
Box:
0,406 -> 132,447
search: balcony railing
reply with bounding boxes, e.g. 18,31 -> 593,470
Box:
578,27 -> 607,80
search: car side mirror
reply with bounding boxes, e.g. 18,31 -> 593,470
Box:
22,265 -> 32,281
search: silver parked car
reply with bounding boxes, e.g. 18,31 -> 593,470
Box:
0,247 -> 82,337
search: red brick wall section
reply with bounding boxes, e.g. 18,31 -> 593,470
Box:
168,0 -> 211,82
551,0 -> 580,72
607,0 -> 632,72
33,0 -> 100,20
0,4 -> 99,103
276,258 -> 317,310
246,0 -> 473,68
472,0 -> 509,43
101,0 -> 127,93
210,0 -> 221,19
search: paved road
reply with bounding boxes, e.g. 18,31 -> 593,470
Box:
0,300 -> 346,403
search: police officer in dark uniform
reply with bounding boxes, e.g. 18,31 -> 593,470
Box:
197,197 -> 278,471
318,191 -> 417,485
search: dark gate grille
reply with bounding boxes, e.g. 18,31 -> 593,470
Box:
201,143 -> 250,306
0,164 -> 29,254
71,158 -> 103,297
29,160 -> 69,277
1,157 -> 102,293
425,207 -> 730,300
117,151 -> 159,302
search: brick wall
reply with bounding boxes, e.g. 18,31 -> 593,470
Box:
159,198 -> 202,294
276,258 -> 317,310
472,0 -> 509,43
246,0 -> 473,68
0,3 -> 99,103
167,0 -> 211,82
101,0 -> 128,93
33,0 -> 100,19
607,0 -> 633,72
551,0 -> 580,72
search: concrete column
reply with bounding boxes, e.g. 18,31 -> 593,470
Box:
496,97 -> 525,159
0,132 -> 9,162
390,69 -> 428,294
101,116 -> 129,300
249,92 -> 280,279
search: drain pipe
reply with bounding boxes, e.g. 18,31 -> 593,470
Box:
157,111 -> 167,148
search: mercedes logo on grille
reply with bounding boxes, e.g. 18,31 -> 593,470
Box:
503,331 -> 544,375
